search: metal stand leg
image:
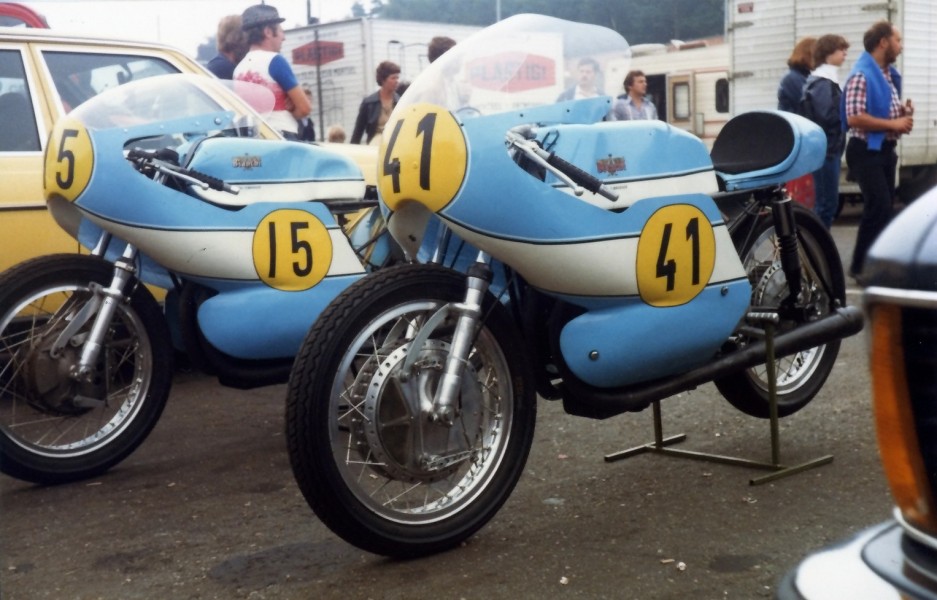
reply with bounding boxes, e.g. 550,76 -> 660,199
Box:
604,319 -> 833,486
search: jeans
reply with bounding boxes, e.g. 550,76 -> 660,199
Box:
846,137 -> 898,276
812,154 -> 842,229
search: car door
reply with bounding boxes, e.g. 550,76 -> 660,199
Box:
0,42 -> 75,270
0,39 -> 202,273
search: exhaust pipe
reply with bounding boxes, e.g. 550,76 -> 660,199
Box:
561,306 -> 864,419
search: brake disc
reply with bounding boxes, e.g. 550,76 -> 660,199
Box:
352,339 -> 483,483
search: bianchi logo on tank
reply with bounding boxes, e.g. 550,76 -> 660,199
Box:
232,154 -> 262,170
597,156 -> 625,175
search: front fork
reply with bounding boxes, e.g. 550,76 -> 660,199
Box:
51,241 -> 139,395
431,254 -> 493,424
399,250 -> 493,426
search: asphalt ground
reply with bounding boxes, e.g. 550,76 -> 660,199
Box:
1,207 -> 895,600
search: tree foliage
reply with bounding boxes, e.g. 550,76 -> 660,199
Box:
371,0 -> 724,44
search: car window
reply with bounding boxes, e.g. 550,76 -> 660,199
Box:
42,50 -> 180,113
0,49 -> 41,152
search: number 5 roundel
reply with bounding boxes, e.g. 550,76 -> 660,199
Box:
378,103 -> 467,213
44,117 -> 93,203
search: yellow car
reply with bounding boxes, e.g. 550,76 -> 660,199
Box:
0,27 -> 379,274
0,28 -> 218,273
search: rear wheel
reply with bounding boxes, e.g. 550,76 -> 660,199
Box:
715,206 -> 846,418
0,255 -> 173,484
286,264 -> 535,557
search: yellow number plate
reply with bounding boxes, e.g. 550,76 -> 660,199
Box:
378,103 -> 467,213
252,209 -> 333,291
44,117 -> 93,203
636,204 -> 716,307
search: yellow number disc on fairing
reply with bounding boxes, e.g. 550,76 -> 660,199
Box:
378,103 -> 467,213
44,117 -> 93,203
252,209 -> 333,291
635,204 -> 716,307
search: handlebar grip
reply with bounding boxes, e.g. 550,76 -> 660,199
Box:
187,169 -> 227,191
127,148 -> 154,160
127,147 -> 179,165
545,153 -> 616,201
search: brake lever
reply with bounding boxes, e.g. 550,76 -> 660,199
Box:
506,131 -> 618,201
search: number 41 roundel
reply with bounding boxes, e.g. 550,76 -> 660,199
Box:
378,103 -> 467,213
635,204 -> 716,307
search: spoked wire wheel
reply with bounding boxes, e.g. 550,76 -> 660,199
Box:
716,205 -> 846,418
0,255 -> 172,484
287,264 -> 535,557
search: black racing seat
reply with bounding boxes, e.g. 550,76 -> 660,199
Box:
710,111 -> 795,175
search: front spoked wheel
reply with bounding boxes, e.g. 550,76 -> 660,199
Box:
0,255 -> 173,484
286,264 -> 535,557
716,205 -> 846,418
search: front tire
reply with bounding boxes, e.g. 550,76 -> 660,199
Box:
0,255 -> 173,484
286,264 -> 535,557
715,205 -> 846,418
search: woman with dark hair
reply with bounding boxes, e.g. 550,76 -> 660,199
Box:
206,14 -> 248,80
800,34 -> 850,228
777,36 -> 816,113
351,61 -> 401,145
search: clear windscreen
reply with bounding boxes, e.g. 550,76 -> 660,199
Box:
398,14 -> 631,117
68,73 -> 275,133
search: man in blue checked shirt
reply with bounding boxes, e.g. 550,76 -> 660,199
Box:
610,70 -> 658,121
842,21 -> 913,282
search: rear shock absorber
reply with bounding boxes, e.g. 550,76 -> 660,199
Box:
771,191 -> 803,310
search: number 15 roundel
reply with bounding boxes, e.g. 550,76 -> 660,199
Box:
378,103 -> 467,213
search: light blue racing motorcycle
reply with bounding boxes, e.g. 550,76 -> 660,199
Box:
285,15 -> 865,557
0,74 -> 395,484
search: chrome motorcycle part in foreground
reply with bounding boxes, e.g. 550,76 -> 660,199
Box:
75,244 -> 139,381
426,257 -> 493,425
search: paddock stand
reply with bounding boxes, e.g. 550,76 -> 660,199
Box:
604,312 -> 833,486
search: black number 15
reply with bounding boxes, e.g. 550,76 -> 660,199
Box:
266,221 -> 312,278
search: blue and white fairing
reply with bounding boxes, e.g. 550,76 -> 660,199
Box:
379,15 -> 752,388
44,75 -> 372,360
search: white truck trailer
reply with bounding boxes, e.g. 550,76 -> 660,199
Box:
726,0 -> 937,201
283,18 -> 480,142
628,38 -> 731,149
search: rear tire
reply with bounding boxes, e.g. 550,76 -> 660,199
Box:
286,264 -> 535,557
715,206 -> 846,418
0,255 -> 173,484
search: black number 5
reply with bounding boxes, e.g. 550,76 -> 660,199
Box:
56,129 -> 80,189
291,222 -> 312,277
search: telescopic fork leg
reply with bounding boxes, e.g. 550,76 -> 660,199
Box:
430,255 -> 493,425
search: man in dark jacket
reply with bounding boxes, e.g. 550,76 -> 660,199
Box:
800,34 -> 849,228
351,61 -> 400,145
